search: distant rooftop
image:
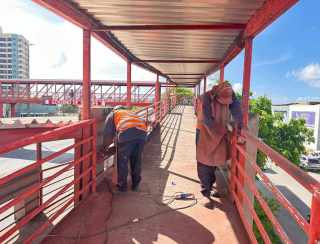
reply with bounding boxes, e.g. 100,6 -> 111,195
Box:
273,101 -> 320,106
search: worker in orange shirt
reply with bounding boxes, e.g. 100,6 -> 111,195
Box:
100,106 -> 147,192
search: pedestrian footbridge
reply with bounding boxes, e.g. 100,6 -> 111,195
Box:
0,0 -> 319,243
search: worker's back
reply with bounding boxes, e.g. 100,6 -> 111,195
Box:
114,110 -> 147,133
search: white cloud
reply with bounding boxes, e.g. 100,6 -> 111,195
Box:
254,53 -> 291,67
291,63 -> 320,87
0,0 -> 156,81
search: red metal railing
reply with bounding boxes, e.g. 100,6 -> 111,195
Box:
230,128 -> 320,244
0,80 -> 178,107
0,94 -> 177,243
0,120 -> 96,243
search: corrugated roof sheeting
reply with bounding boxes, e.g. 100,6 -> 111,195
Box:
73,0 -> 266,85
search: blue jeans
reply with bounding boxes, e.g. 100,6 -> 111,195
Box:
117,139 -> 145,190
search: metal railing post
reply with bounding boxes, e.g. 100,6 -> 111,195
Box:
309,190 -> 320,244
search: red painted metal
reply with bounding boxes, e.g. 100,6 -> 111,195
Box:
155,74 -> 160,121
165,73 -> 204,76
36,142 -> 43,206
127,61 -> 132,106
134,59 -> 220,64
232,128 -> 320,243
309,190 -> 320,244
82,29 -> 91,120
206,0 -> 298,77
32,0 -> 169,80
0,103 -> 3,118
242,130 -> 320,192
10,103 -> 16,117
93,23 -> 246,31
244,0 -> 299,38
0,119 -> 97,243
241,38 -> 253,129
220,65 -> 225,83
203,76 -> 207,94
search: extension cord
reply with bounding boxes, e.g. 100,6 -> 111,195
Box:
174,193 -> 194,200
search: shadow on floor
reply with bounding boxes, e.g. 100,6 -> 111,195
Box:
107,105 -> 248,244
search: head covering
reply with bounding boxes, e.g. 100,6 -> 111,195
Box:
210,81 -> 233,105
113,105 -> 127,111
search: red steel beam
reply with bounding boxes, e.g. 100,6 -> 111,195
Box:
134,59 -> 220,64
206,0 -> 298,76
82,29 -> 91,120
127,61 -> 132,106
244,0 -> 299,38
93,23 -> 246,31
0,79 -> 167,86
170,77 -> 202,79
32,0 -> 170,80
220,65 -> 225,83
242,38 -> 253,128
165,73 -> 204,76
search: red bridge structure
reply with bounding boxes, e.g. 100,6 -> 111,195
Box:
0,79 -> 182,117
1,0 -> 320,244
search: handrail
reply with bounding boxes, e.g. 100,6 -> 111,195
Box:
231,128 -> 320,244
242,129 -> 320,193
0,119 -> 94,155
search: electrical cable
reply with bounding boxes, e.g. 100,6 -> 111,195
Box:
46,190 -> 197,241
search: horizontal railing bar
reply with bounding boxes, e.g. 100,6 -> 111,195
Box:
233,159 -> 292,243
242,129 -> 320,193
0,136 -> 92,186
233,175 -> 272,244
0,152 -> 91,215
0,167 -> 92,242
232,190 -> 259,244
0,119 -> 94,155
235,145 -> 309,235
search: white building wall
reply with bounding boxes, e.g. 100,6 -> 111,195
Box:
288,104 -> 320,151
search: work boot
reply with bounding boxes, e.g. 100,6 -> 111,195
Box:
114,184 -> 127,194
200,197 -> 214,209
210,189 -> 221,198
131,184 -> 140,192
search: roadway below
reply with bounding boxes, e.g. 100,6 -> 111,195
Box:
262,163 -> 320,244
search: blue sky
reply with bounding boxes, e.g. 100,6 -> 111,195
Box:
0,1 -> 319,103
224,1 -> 320,103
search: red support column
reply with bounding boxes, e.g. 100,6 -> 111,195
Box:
10,103 -> 16,117
36,143 -> 43,206
0,103 -> 3,118
155,74 -> 160,121
203,76 -> 207,94
309,190 -> 320,244
127,61 -> 132,107
79,28 -> 91,201
82,29 -> 91,120
241,38 -> 253,128
220,65 -> 225,83
237,38 -> 253,204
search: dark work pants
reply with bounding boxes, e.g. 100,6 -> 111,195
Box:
197,162 -> 217,197
196,128 -> 217,197
117,139 -> 145,190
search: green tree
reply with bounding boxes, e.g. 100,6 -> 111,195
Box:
175,87 -> 193,98
253,198 -> 281,244
244,95 -> 314,168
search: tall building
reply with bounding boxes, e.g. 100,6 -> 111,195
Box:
0,27 -> 29,79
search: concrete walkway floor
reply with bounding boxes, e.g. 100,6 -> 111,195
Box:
43,105 -> 249,244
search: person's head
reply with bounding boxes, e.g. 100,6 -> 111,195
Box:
113,105 -> 127,111
211,81 -> 233,105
